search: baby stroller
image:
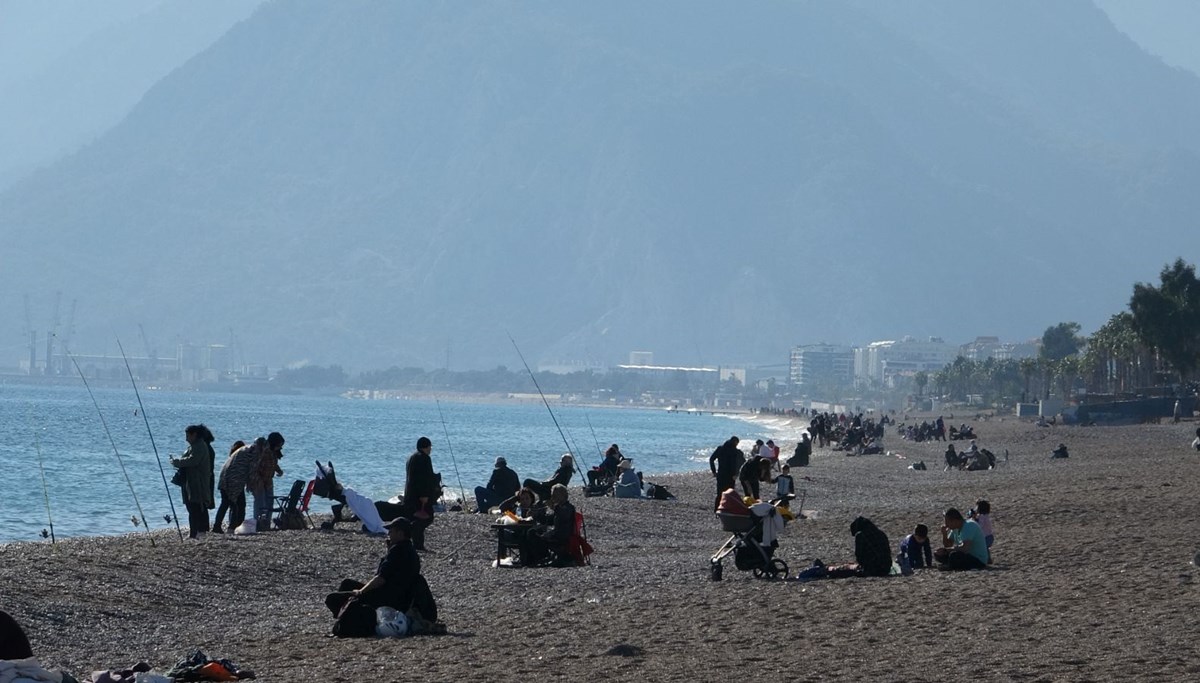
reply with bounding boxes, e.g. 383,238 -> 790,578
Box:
710,508 -> 789,580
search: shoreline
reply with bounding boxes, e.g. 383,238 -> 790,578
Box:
5,419 -> 1200,680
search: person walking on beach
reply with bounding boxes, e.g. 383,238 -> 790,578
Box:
709,436 -> 742,511
403,436 -> 440,551
212,440 -> 246,533
171,424 -> 216,538
250,432 -> 285,530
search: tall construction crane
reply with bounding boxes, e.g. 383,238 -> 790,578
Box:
139,323 -> 157,380
61,299 -> 77,358
23,293 -> 36,375
45,291 -> 61,376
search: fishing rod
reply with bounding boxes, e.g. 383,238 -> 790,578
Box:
32,422 -> 55,544
117,338 -> 184,543
584,412 -> 604,459
70,354 -> 155,546
434,398 -> 468,510
507,333 -> 588,484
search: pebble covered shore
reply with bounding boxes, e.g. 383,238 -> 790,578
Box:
4,417 -> 1199,681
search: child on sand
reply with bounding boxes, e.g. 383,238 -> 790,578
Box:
899,524 -> 933,569
971,500 -> 994,563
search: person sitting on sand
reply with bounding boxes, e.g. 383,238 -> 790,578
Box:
527,483 -> 577,565
788,434 -> 811,467
474,456 -> 521,514
943,444 -> 961,471
823,517 -> 892,578
587,444 -> 622,488
613,459 -> 642,498
523,454 -> 574,502
969,500 -> 995,563
1051,443 -> 1069,459
324,516 -> 439,637
899,524 -> 933,569
934,508 -> 989,571
499,486 -> 542,518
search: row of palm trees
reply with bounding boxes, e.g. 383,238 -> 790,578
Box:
918,312 -> 1166,406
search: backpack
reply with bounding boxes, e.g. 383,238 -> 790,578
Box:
275,509 -> 306,531
645,483 -> 675,500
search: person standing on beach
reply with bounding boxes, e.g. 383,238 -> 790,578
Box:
250,432 -> 285,529
170,424 -> 216,538
709,436 -> 742,511
212,440 -> 246,533
403,436 -> 440,551
217,438 -> 261,532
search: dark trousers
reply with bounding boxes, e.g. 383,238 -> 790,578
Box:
523,478 -> 553,501
740,477 -> 760,501
938,550 -> 987,571
410,515 -> 432,550
185,500 -> 210,537
474,486 -> 506,513
714,477 -> 734,511
213,490 -> 245,531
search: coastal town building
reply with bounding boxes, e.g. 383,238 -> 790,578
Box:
854,336 -> 958,387
788,344 -> 854,393
959,336 -> 1038,361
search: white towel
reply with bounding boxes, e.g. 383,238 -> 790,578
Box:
342,485 -> 386,534
749,502 -> 785,546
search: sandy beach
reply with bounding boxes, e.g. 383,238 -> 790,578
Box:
4,416 -> 1199,681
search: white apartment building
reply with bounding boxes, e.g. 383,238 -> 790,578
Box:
854,336 -> 958,385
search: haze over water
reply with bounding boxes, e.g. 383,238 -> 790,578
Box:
0,384 -> 770,543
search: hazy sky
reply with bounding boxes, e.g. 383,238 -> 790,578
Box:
1095,0 -> 1200,76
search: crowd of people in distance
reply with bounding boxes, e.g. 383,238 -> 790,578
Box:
943,440 -> 996,471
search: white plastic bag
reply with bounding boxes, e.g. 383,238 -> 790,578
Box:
375,606 -> 410,638
233,518 -> 256,535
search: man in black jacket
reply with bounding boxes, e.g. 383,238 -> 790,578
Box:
474,456 -> 520,513
709,436 -> 743,511
325,517 -> 438,637
523,453 -> 574,501
403,436 -> 440,551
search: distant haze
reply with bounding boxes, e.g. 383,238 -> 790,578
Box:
2,1 -> 1198,372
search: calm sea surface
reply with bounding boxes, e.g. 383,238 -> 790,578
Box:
0,384 -> 778,543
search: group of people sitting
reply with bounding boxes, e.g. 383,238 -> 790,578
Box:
494,483 -> 581,567
943,440 -> 996,471
803,500 -> 996,579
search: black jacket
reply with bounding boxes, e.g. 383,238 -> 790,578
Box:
543,463 -> 573,488
403,450 -> 439,514
709,441 -> 743,481
486,465 -> 521,498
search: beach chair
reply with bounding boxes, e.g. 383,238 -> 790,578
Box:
298,479 -> 316,528
271,479 -> 307,530
564,511 -> 593,566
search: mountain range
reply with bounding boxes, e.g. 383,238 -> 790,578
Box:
2,0 -> 1198,371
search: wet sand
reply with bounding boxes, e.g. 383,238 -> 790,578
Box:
3,417 -> 1199,681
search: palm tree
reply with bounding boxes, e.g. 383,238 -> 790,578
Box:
914,371 -> 928,397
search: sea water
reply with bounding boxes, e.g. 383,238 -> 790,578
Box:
0,384 -> 765,543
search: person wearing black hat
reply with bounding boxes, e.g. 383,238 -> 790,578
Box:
474,456 -> 520,514
403,436 -> 440,550
324,516 -> 438,637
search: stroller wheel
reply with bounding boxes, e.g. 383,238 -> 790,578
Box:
770,558 -> 789,578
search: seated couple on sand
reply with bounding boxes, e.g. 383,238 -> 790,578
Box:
497,484 -> 580,567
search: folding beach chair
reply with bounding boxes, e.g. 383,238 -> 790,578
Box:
271,479 -> 307,530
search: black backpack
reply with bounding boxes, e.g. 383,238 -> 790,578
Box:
644,483 -> 675,500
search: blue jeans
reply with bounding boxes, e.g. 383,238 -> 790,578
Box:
252,481 -> 274,528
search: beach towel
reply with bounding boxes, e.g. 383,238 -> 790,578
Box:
341,486 -> 386,534
750,502 -> 785,546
